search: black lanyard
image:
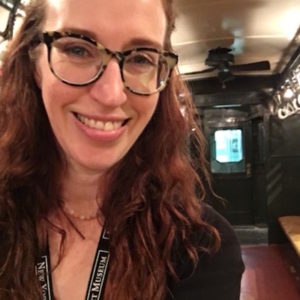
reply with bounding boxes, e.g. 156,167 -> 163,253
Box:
35,227 -> 110,300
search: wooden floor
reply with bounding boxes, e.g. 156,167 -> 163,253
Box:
240,244 -> 300,300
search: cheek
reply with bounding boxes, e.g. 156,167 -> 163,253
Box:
38,59 -> 80,112
39,76 -> 77,133
133,94 -> 159,123
40,79 -> 62,113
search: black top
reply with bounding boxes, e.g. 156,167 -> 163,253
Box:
168,205 -> 245,300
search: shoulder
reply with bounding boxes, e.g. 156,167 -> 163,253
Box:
201,204 -> 244,269
168,204 -> 245,300
199,205 -> 245,278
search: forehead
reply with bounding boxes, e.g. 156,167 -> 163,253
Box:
45,0 -> 167,49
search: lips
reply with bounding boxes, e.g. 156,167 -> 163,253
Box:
75,113 -> 128,131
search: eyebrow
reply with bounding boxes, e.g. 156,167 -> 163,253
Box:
58,27 -> 163,49
123,38 -> 163,50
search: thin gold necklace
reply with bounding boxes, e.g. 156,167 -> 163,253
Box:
62,202 -> 98,221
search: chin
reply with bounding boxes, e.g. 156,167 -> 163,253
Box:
68,146 -> 131,175
76,155 -> 123,174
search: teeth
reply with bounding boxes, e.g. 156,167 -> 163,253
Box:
104,121 -> 114,131
77,114 -> 123,131
95,120 -> 104,130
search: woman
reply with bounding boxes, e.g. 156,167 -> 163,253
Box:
0,0 -> 244,299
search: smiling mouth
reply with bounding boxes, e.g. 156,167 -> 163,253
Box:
75,113 -> 128,131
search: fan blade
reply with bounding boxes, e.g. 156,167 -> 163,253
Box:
185,67 -> 217,75
230,61 -> 270,72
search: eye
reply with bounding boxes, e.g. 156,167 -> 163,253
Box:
131,54 -> 153,65
60,43 -> 95,59
53,38 -> 99,60
126,51 -> 158,67
64,45 -> 90,57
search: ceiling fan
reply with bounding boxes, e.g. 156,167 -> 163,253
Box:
185,47 -> 271,83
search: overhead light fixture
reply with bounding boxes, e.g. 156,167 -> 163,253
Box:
295,69 -> 300,86
213,104 -> 242,108
283,87 -> 294,99
274,67 -> 300,119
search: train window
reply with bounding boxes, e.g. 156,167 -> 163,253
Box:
210,128 -> 245,174
215,129 -> 243,163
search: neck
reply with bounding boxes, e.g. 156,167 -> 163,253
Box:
61,166 -> 104,220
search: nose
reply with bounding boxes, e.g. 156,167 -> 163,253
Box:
88,59 -> 127,107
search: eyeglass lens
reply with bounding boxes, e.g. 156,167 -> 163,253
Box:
49,36 -> 173,94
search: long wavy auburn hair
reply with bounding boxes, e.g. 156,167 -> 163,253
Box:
0,0 -> 220,299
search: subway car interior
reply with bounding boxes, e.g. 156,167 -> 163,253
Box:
1,0 -> 300,299
173,0 -> 300,299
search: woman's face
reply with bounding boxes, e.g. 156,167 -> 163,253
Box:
36,0 -> 167,176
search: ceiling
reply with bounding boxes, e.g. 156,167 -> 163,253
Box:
0,0 -> 299,97
171,0 -> 300,81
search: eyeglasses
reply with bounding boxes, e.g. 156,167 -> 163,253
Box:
36,31 -> 178,96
